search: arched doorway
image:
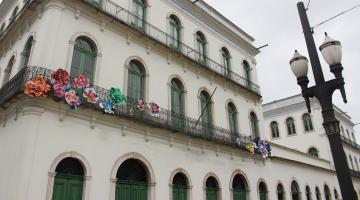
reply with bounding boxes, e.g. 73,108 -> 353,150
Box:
205,176 -> 219,200
115,159 -> 149,200
233,174 -> 247,200
324,185 -> 331,200
52,157 -> 85,200
277,183 -> 285,200
258,181 -> 267,200
172,173 -> 188,200
291,181 -> 301,200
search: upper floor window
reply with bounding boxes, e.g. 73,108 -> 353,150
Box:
277,183 -> 285,200
221,47 -> 231,77
2,56 -> 15,86
9,6 -> 19,22
171,78 -> 185,131
306,186 -> 311,200
341,125 -> 344,136
349,155 -> 355,169
127,60 -> 145,101
286,117 -> 296,135
132,0 -> 147,29
200,90 -> 213,136
355,157 -> 359,171
195,31 -> 207,63
169,15 -> 181,49
19,36 -> 34,69
346,130 -> 351,140
70,36 -> 97,83
271,121 -> 280,139
324,185 -> 331,200
308,147 -> 319,157
303,113 -> 313,132
291,181 -> 301,200
0,23 -> 5,33
250,112 -> 259,138
352,132 -> 356,143
243,61 -> 251,88
227,102 -> 238,135
315,187 -> 321,200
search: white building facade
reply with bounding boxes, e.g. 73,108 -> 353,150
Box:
0,0 -> 357,200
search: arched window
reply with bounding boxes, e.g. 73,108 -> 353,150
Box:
169,15 -> 181,49
200,91 -> 212,136
221,47 -> 231,77
306,186 -> 312,200
52,158 -> 85,200
277,183 -> 285,200
233,174 -> 248,200
334,189 -> 339,200
352,132 -> 356,143
195,31 -> 206,63
171,78 -> 185,131
341,126 -> 344,136
303,113 -> 314,132
243,61 -> 251,88
116,159 -> 148,200
250,112 -> 259,138
132,0 -> 147,29
315,187 -> 321,200
172,173 -> 188,200
2,56 -> 15,86
308,147 -> 319,157
9,6 -> 19,22
324,185 -> 331,200
349,155 -> 355,169
205,176 -> 219,200
271,121 -> 280,138
258,182 -> 267,200
346,129 -> 350,140
127,60 -> 145,101
227,102 -> 238,135
291,181 -> 300,200
0,23 -> 5,33
19,36 -> 34,69
286,118 -> 296,135
70,36 -> 96,83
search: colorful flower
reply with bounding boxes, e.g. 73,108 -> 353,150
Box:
24,77 -> 51,97
53,81 -> 66,98
83,88 -> 99,104
51,69 -> 70,85
246,143 -> 255,155
65,90 -> 81,107
137,100 -> 145,111
100,100 -> 114,114
149,102 -> 159,116
73,74 -> 89,89
109,87 -> 126,105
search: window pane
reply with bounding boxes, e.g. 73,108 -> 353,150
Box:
70,49 -> 82,77
83,54 -> 94,82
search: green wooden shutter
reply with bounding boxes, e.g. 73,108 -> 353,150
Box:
206,189 -> 217,200
52,175 -> 83,200
234,190 -> 246,200
260,192 -> 266,200
52,177 -> 67,200
116,181 -> 147,200
173,186 -> 187,200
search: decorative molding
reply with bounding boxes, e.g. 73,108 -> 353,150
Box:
126,34 -> 132,45
100,21 -> 106,32
74,8 -> 81,19
21,106 -> 45,116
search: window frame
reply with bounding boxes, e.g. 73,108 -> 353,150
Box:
127,60 -> 146,101
302,113 -> 314,132
227,102 -> 238,135
286,117 -> 296,136
169,15 -> 181,50
271,121 -> 280,139
195,31 -> 207,64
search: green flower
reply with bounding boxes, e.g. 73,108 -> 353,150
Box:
109,87 -> 126,105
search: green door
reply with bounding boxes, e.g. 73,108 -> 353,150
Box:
200,91 -> 212,137
233,190 -> 246,200
206,189 -> 217,200
173,186 -> 187,200
52,174 -> 84,200
259,192 -> 266,200
116,181 -> 148,200
171,80 -> 184,132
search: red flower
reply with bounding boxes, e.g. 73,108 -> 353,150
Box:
73,74 -> 89,89
24,77 -> 51,97
51,69 -> 70,85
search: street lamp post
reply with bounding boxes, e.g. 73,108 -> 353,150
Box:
290,2 -> 358,199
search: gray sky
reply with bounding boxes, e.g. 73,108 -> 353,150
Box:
204,0 -> 360,135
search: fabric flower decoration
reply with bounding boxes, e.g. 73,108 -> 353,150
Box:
137,100 -> 145,111
83,88 -> 99,104
109,87 -> 126,105
24,77 -> 51,97
149,102 -> 159,116
51,69 -> 70,85
73,74 -> 89,89
53,81 -> 66,98
65,90 -> 81,107
100,100 -> 114,114
246,143 -> 255,155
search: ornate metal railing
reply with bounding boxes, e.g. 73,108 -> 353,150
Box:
340,135 -> 360,150
81,0 -> 261,96
0,66 -> 254,149
350,169 -> 360,178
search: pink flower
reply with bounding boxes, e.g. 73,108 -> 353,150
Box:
83,88 -> 99,104
53,81 -> 66,98
73,74 -> 89,89
65,90 -> 81,107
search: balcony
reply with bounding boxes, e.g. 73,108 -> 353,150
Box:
0,66 -> 254,150
81,0 -> 261,96
340,135 -> 360,150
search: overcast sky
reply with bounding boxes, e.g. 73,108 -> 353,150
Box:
204,0 -> 360,135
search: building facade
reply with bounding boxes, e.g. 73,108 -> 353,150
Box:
0,0 -> 357,200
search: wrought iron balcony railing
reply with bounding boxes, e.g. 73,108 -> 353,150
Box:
81,0 -> 261,96
340,135 -> 360,150
0,66 -> 254,150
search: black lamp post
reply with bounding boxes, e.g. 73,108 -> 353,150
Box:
290,2 -> 358,199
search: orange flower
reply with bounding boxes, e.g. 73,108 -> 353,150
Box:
24,77 -> 51,97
